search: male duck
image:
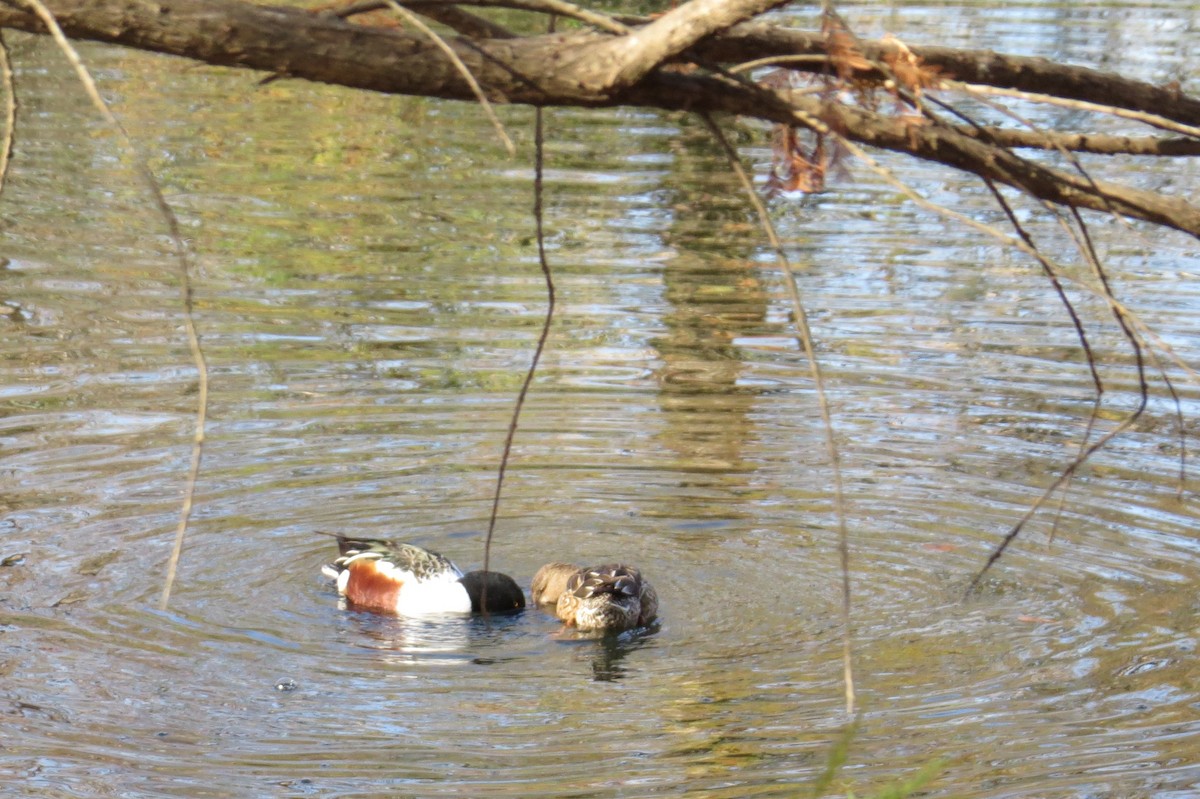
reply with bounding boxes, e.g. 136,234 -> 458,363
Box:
321,535 -> 525,616
531,562 -> 658,632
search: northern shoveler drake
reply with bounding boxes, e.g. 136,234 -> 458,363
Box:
530,562 -> 658,632
320,535 -> 525,616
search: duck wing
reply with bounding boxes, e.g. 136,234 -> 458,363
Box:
320,534 -> 463,581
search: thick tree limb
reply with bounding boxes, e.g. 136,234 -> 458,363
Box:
0,0 -> 1197,237
810,99 -> 1200,234
599,0 -> 789,89
406,3 -> 515,39
619,72 -> 1200,234
955,128 -> 1200,158
698,23 -> 1200,128
407,0 -> 626,36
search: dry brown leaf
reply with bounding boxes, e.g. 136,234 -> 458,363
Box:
881,33 -> 943,97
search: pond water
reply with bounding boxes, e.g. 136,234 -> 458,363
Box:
1,1 -> 1198,797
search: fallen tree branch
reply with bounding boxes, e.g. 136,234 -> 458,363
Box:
946,128 -> 1200,157
699,22 -> 1200,127
0,30 -> 14,196
953,82 -> 1200,139
598,0 -> 790,90
0,0 -> 1196,238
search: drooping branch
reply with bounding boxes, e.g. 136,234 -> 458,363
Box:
619,74 -> 1200,234
0,0 -> 1197,236
698,22 -> 1200,128
805,96 -> 1200,234
955,128 -> 1200,157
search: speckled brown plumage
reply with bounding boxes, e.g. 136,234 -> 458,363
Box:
531,561 -> 657,632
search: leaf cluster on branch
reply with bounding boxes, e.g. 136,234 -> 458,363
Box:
0,0 -> 1197,236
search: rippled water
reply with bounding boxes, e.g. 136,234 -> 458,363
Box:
2,2 -> 1199,796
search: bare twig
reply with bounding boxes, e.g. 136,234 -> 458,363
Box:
1044,212 -> 1105,545
805,79 -> 1197,413
426,0 -> 628,35
922,89 -> 1103,395
965,380 -> 1148,594
981,181 -> 1102,545
1051,206 -> 1184,507
0,31 -> 15,196
382,0 -> 515,156
926,73 -> 1192,433
964,198 -> 1151,590
951,82 -> 1200,140
957,129 -> 1200,157
5,0 -> 210,610
810,12 -> 1166,583
483,16 -> 557,588
699,111 -> 855,716
330,0 -> 626,35
923,91 -> 1200,159
729,53 -> 831,73
324,0 -> 516,39
1134,341 -> 1189,499
811,126 -> 1173,591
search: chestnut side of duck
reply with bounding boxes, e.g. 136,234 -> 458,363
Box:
321,534 -> 525,616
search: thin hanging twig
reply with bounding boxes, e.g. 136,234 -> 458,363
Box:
963,200 -> 1151,590
1043,210 -> 1108,543
807,123 -> 1169,591
482,16 -> 557,591
980,180 -> 1103,546
930,85 -> 1185,509
923,84 -> 1187,490
964,355 -> 1148,591
792,7 -> 1165,592
382,0 -> 516,157
10,0 -> 210,610
1068,206 -> 1185,491
0,30 -> 16,196
952,82 -> 1200,140
698,111 -> 855,716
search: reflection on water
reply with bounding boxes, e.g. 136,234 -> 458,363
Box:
331,607 -> 531,663
2,3 -> 1199,797
544,624 -> 661,682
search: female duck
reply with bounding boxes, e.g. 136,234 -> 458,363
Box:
531,562 -> 658,632
321,535 -> 525,616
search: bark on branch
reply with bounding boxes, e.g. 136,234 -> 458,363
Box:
1,0 -> 1197,237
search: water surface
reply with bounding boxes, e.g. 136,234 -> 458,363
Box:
1,2 -> 1198,797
